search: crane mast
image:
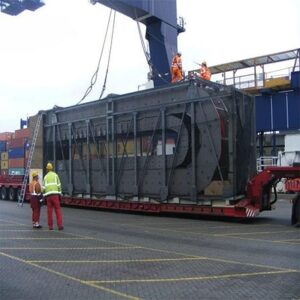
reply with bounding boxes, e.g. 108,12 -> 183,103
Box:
91,0 -> 184,86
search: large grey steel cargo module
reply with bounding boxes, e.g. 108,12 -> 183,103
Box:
34,78 -> 257,216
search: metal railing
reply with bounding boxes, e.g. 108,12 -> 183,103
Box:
256,156 -> 278,172
216,66 -> 297,91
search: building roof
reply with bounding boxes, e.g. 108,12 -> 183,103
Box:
209,48 -> 300,75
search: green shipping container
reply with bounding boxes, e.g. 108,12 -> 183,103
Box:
8,168 -> 25,176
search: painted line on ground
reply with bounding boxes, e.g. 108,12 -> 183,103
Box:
0,219 -> 27,226
88,270 -> 298,284
0,237 -> 93,240
278,239 -> 300,242
0,251 -> 140,300
213,235 -> 300,245
214,230 -> 297,236
0,224 -> 27,227
0,229 -> 43,232
64,216 -> 279,233
61,231 -> 298,272
0,246 -> 143,250
28,257 -> 204,264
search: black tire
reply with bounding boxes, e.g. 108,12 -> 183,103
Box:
1,187 -> 7,200
8,187 -> 16,201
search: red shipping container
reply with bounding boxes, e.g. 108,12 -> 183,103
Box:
0,132 -> 13,141
15,128 -> 30,139
8,158 -> 25,168
9,137 -> 27,149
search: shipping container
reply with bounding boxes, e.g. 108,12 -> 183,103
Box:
1,160 -> 8,170
8,147 -> 25,159
8,168 -> 25,176
14,128 -> 30,139
1,161 -> 9,170
0,132 -> 13,141
9,137 -> 27,149
8,158 -> 25,168
1,152 -> 8,161
0,141 -> 6,152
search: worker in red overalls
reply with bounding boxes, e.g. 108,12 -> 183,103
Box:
29,172 -> 42,229
171,52 -> 183,83
199,61 -> 211,81
43,163 -> 63,231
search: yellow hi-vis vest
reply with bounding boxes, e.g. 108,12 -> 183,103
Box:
42,171 -> 62,197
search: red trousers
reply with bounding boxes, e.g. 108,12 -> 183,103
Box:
30,196 -> 41,224
46,194 -> 63,229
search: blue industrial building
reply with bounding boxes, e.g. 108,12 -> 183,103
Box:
205,48 -> 300,156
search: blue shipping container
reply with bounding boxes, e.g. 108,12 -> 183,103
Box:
0,141 -> 6,152
8,147 -> 25,159
8,168 -> 25,176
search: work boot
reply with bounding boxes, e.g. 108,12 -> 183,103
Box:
33,224 -> 42,229
58,227 -> 64,231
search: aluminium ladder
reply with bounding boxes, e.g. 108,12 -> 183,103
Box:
17,114 -> 43,207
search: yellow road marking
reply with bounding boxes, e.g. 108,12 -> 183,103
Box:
0,251 -> 140,300
0,229 -> 42,231
109,225 -> 293,238
148,222 -> 278,232
0,246 -> 142,250
0,224 -> 27,227
88,270 -> 298,284
28,257 -> 204,264
0,237 -> 92,240
214,235 -> 300,245
70,215 -> 279,231
0,219 -> 27,226
279,239 -> 300,242
214,230 -> 297,236
61,231 -> 297,272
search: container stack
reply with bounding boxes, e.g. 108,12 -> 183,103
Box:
8,128 -> 30,176
0,132 -> 14,176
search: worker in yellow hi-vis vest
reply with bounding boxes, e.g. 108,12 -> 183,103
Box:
42,162 -> 63,230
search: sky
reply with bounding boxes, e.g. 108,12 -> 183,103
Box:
0,0 -> 300,132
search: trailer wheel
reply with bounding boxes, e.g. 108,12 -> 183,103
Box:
1,187 -> 7,200
8,187 -> 16,201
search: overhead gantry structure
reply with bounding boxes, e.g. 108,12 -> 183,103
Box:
91,0 -> 185,86
0,0 -> 44,15
1,0 -> 184,87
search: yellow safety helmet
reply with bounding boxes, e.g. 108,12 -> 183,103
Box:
46,162 -> 53,170
32,172 -> 38,178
